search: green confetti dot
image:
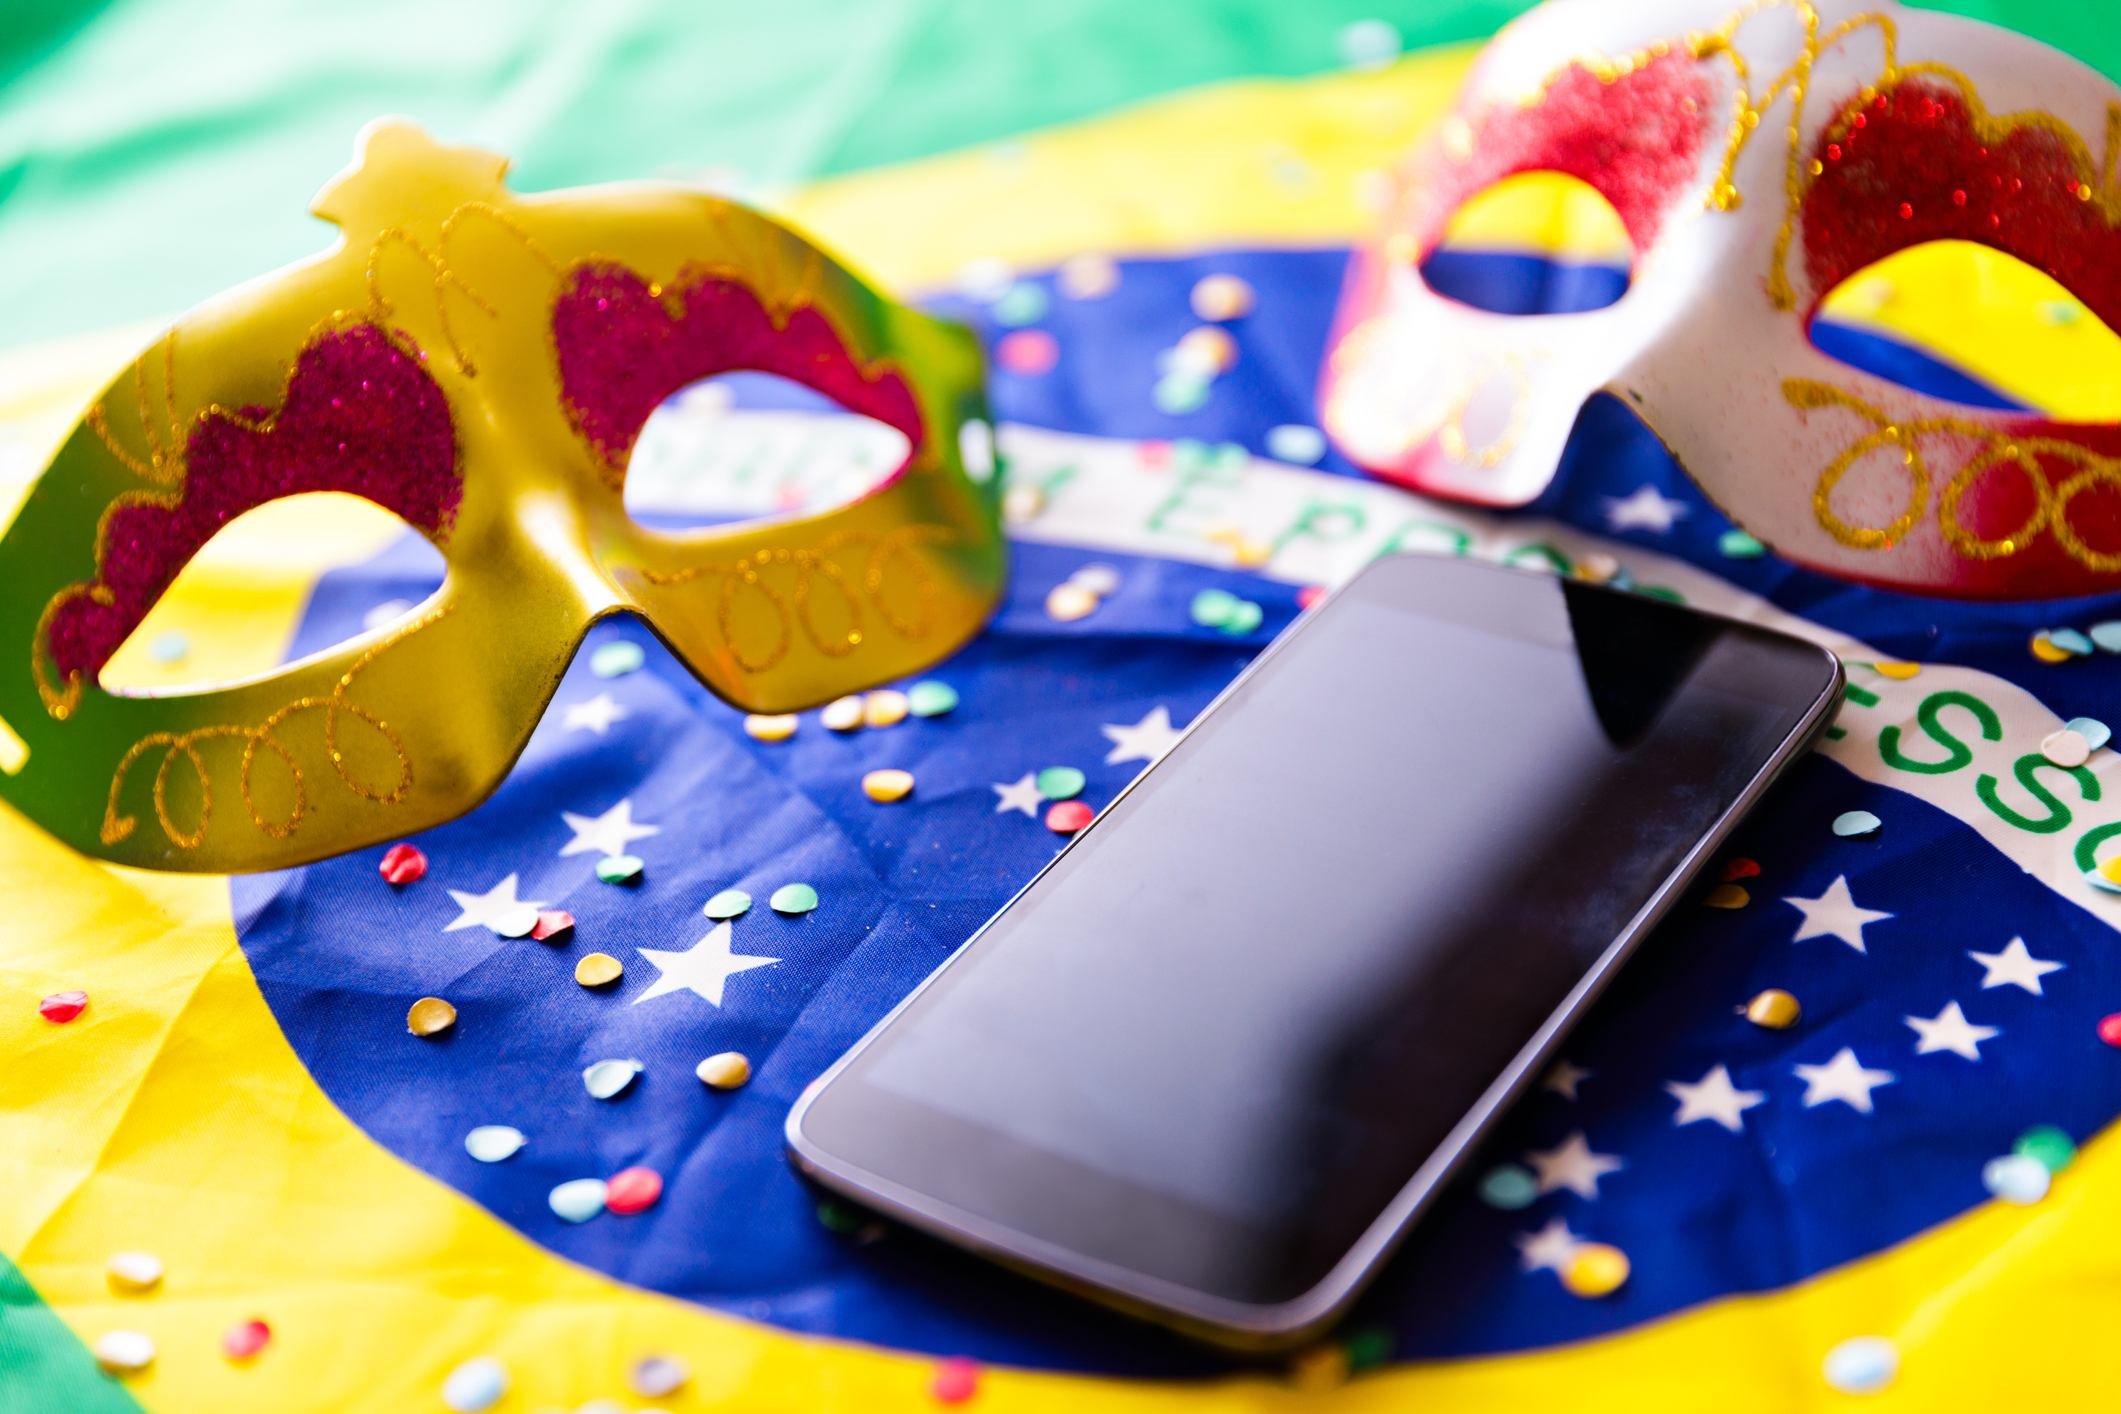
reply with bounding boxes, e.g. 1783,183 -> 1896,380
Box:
816,1199 -> 863,1234
1342,1326 -> 1395,1373
703,888 -> 752,920
595,854 -> 644,885
992,281 -> 1049,328
1219,599 -> 1264,635
1154,371 -> 1211,415
1190,588 -> 1240,629
907,680 -> 960,718
2014,1124 -> 2076,1176
1719,529 -> 1767,559
1477,1163 -> 1538,1210
590,640 -> 646,678
770,882 -> 819,915
1034,766 -> 1085,801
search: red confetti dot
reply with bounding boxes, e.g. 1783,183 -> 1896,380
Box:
530,909 -> 576,943
1297,585 -> 1326,610
379,843 -> 428,886
995,329 -> 1059,376
2099,1013 -> 2121,1048
1719,857 -> 1762,883
1045,801 -> 1094,835
39,990 -> 87,1024
605,1166 -> 664,1215
931,1356 -> 981,1405
1139,440 -> 1172,469
222,1319 -> 271,1361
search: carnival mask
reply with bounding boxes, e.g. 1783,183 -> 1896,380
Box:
0,120 -> 1003,873
1323,0 -> 2121,598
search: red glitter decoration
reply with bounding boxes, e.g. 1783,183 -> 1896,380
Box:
530,909 -> 575,942
378,842 -> 428,886
2099,1013 -> 2121,1048
604,1165 -> 663,1215
1044,800 -> 1093,835
1720,857 -> 1762,883
222,1318 -> 271,1361
39,990 -> 87,1024
552,264 -> 923,475
930,1356 -> 981,1405
50,323 -> 459,683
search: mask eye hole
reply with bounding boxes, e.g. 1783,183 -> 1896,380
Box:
1811,240 -> 2121,420
1417,171 -> 1633,316
622,371 -> 915,529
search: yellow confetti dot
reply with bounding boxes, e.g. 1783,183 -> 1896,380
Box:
820,695 -> 864,732
1744,988 -> 1802,1029
1190,272 -> 1255,322
863,690 -> 909,728
1003,484 -> 1048,523
696,1051 -> 752,1089
1561,1242 -> 1630,1298
1704,883 -> 1750,910
1175,325 -> 1238,374
2099,856 -> 2121,888
863,768 -> 916,803
744,713 -> 799,742
1872,661 -> 1921,680
575,953 -> 624,988
1287,1342 -> 1349,1391
1046,581 -> 1100,621
2031,633 -> 2073,664
407,996 -> 457,1037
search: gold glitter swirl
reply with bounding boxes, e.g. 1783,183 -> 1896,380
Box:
84,330 -> 188,486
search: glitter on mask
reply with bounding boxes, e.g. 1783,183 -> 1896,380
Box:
379,842 -> 428,885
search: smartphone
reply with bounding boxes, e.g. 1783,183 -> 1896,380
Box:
786,554 -> 1842,1350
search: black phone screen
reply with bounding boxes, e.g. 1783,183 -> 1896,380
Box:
794,554 -> 1839,1319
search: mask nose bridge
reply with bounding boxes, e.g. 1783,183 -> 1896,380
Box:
507,487 -> 629,621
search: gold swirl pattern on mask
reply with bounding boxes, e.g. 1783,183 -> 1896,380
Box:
98,604 -> 450,851
1789,378 -> 2121,570
84,330 -> 188,487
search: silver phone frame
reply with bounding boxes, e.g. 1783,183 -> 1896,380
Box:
786,554 -> 1845,1351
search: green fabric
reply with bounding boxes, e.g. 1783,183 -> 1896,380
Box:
0,1 -> 2101,347
0,1250 -> 142,1414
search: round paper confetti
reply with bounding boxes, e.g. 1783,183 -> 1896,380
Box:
222,1318 -> 271,1362
605,1165 -> 664,1215
698,1051 -> 751,1089
39,990 -> 87,1024
2068,716 -> 2113,752
821,695 -> 864,731
1172,325 -> 1238,375
549,1177 -> 608,1222
407,996 -> 457,1037
589,641 -> 645,679
2030,631 -> 2072,664
1823,1336 -> 1898,1395
1045,582 -> 1101,621
1718,529 -> 1766,558
2101,1012 -> 2121,1047
147,631 -> 189,665
1477,1164 -> 1538,1210
2090,621 -> 2121,653
864,690 -> 910,728
583,1058 -> 643,1099
2015,1124 -> 2076,1175
1982,1153 -> 2051,1204
492,905 -> 540,939
1035,766 -> 1085,800
1721,857 -> 1762,881
992,281 -> 1048,328
1296,585 -> 1326,610
575,952 -> 624,987
744,713 -> 799,742
443,1355 -> 509,1411
2051,627 -> 2095,656
464,1125 -> 526,1163
1266,423 -> 1326,465
1154,370 -> 1211,414
1832,810 -> 1882,838
379,842 -> 428,885
771,882 -> 820,915
996,328 -> 1059,375
630,1354 -> 690,1399
1744,989 -> 1802,1029
595,854 -> 644,885
94,1330 -> 155,1376
2042,728 -> 2092,769
1046,800 -> 1094,834
932,1355 -> 981,1405
1058,252 -> 1119,300
1190,273 -> 1254,322
106,1251 -> 162,1293
863,768 -> 915,803
1872,661 -> 1922,680
1704,883 -> 1750,910
1004,484 -> 1048,523
1561,1243 -> 1630,1298
908,680 -> 959,717
1220,599 -> 1264,635
1190,588 -> 1241,628
1068,564 -> 1122,597
704,888 -> 752,920
530,909 -> 574,942
1338,17 -> 1402,69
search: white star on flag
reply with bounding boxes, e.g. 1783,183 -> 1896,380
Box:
1542,1060 -> 1592,1100
1526,1131 -> 1623,1199
1969,937 -> 2063,995
1666,1065 -> 1766,1132
1905,1001 -> 1999,1060
992,774 -> 1046,817
1101,706 -> 1185,765
1783,875 -> 1893,953
563,692 -> 631,735
634,922 -> 779,1008
560,799 -> 661,858
1602,484 -> 1688,534
443,874 -> 547,933
1794,1047 -> 1896,1112
1514,1217 -> 1583,1273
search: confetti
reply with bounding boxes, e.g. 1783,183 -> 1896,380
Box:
2101,1012 -> 2121,1047
1343,1328 -> 1394,1373
992,281 -> 1049,328
493,905 -> 541,939
1297,585 -> 1326,610
1003,484 -> 1048,522
996,328 -> 1059,375
1720,857 -> 1762,881
1704,883 -> 1750,909
39,990 -> 86,1024
864,689 -> 910,728
2090,621 -> 2121,653
583,1058 -> 644,1099
2068,716 -> 2113,752
704,888 -> 753,920
1045,582 -> 1101,621
1823,1336 -> 1898,1395
1718,529 -> 1767,558
148,631 -> 189,664
1058,252 -> 1119,300
932,1355 -> 981,1405
744,713 -> 799,742
1190,587 -> 1242,629
1288,1343 -> 1349,1391
2029,631 -> 2072,664
1872,661 -> 1922,680
93,1330 -> 155,1376
1744,989 -> 1802,1029
908,680 -> 960,718
697,1051 -> 752,1089
2042,727 -> 2093,769
595,854 -> 644,885
955,257 -> 1014,302
105,1251 -> 163,1293
1338,16 -> 1402,69
530,909 -> 575,942
378,842 -> 428,885
1266,423 -> 1327,465
2090,856 -> 2121,895
2051,627 -> 2095,656
863,768 -> 916,803
1190,273 -> 1254,322
605,1165 -> 664,1215
575,952 -> 624,987
821,695 -> 865,731
1153,370 -> 1211,414
442,1355 -> 509,1411
1046,800 -> 1094,834
222,1319 -> 271,1362
407,996 -> 457,1037
2015,1124 -> 2076,1175
464,1125 -> 526,1163
1561,1242 -> 1630,1298
549,1178 -> 608,1223
1220,599 -> 1265,635
1172,325 -> 1238,375
1982,1153 -> 2052,1204
771,882 -> 820,915
1065,565 -> 1121,599
1477,1164 -> 1539,1210
1832,810 -> 1882,838
630,1354 -> 690,1399
1035,766 -> 1085,800
589,640 -> 645,679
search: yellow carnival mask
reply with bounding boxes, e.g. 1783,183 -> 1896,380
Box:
0,119 -> 1004,873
